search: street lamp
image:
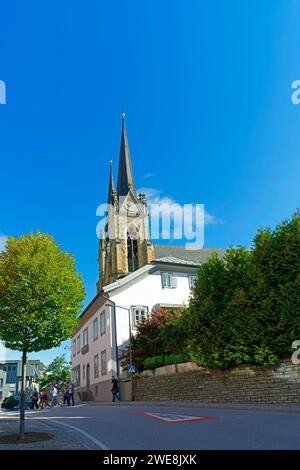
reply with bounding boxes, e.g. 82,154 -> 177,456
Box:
101,291 -> 135,401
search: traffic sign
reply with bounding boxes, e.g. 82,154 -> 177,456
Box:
128,364 -> 136,374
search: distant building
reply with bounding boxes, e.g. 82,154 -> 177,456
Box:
0,360 -> 46,405
71,113 -> 226,401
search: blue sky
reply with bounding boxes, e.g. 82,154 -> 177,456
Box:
1,0 -> 300,364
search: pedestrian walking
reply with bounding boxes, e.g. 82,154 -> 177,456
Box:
62,383 -> 70,406
52,384 -> 59,407
111,376 -> 120,402
30,389 -> 39,410
68,382 -> 75,406
39,389 -> 50,408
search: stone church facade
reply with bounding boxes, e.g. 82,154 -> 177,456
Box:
97,112 -> 154,290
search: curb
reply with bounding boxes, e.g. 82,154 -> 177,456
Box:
78,401 -> 300,414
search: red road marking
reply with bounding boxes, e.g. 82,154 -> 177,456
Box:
136,411 -> 217,424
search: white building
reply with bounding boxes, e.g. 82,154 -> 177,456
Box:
71,249 -> 225,401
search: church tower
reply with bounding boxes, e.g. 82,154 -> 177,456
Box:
97,113 -> 154,291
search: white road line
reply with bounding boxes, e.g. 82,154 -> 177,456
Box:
33,417 -> 109,450
0,404 -> 86,418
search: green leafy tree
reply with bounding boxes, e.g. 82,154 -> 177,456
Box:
39,355 -> 71,389
0,232 -> 85,439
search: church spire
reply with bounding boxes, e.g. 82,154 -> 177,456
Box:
97,111 -> 154,291
107,159 -> 115,205
117,112 -> 136,198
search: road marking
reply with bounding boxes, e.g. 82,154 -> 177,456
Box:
29,416 -> 91,419
33,417 -> 109,450
138,411 -> 216,424
0,404 -> 86,417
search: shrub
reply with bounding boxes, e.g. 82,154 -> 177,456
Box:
1,396 -> 19,410
164,354 -> 190,365
144,356 -> 165,370
121,308 -> 184,370
160,309 -> 188,355
144,353 -> 190,370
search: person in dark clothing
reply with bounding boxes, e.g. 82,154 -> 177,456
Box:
68,382 -> 75,406
30,390 -> 39,410
62,383 -> 69,405
111,376 -> 120,402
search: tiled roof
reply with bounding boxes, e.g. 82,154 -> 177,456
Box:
153,245 -> 226,265
102,246 -> 227,294
154,256 -> 198,266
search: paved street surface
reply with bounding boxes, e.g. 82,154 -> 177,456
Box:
1,401 -> 300,450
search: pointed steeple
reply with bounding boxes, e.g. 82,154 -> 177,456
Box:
107,159 -> 115,205
117,112 -> 136,198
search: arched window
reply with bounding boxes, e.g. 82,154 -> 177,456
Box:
127,226 -> 139,272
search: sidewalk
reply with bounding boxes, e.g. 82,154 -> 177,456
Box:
80,400 -> 300,413
0,416 -> 86,450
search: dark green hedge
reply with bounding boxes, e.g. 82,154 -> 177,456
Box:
144,354 -> 190,370
185,211 -> 300,369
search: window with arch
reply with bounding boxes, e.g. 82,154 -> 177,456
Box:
127,226 -> 139,272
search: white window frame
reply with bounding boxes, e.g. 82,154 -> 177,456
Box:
72,365 -> 80,386
100,311 -> 106,336
188,274 -> 197,289
161,272 -> 177,289
131,305 -> 149,329
101,350 -> 107,376
94,354 -> 99,378
83,328 -> 88,347
93,317 -> 98,341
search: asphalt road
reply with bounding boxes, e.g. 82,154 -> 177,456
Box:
5,401 -> 300,450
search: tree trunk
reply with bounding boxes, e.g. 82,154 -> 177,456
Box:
19,349 -> 27,440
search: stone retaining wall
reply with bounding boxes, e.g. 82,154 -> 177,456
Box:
133,360 -> 300,403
